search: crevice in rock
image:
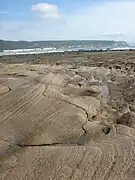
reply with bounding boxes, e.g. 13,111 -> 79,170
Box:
17,142 -> 83,147
92,115 -> 96,120
8,86 -> 12,91
78,83 -> 82,87
82,126 -> 87,135
102,126 -> 111,135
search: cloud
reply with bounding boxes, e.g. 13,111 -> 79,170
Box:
1,1 -> 135,42
61,0 -> 135,41
32,3 -> 61,20
101,32 -> 125,37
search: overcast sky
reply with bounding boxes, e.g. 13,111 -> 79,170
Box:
0,0 -> 135,43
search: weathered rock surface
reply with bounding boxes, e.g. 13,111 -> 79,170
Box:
0,61 -> 135,180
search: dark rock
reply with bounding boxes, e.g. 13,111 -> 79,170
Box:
116,112 -> 135,128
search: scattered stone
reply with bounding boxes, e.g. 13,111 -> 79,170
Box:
0,84 -> 11,94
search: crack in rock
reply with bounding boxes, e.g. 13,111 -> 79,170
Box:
81,122 -> 88,135
17,142 -> 83,147
41,81 -> 90,121
8,86 -> 12,91
42,94 -> 89,121
42,82 -> 92,138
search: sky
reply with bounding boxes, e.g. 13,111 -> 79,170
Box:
0,0 -> 135,42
